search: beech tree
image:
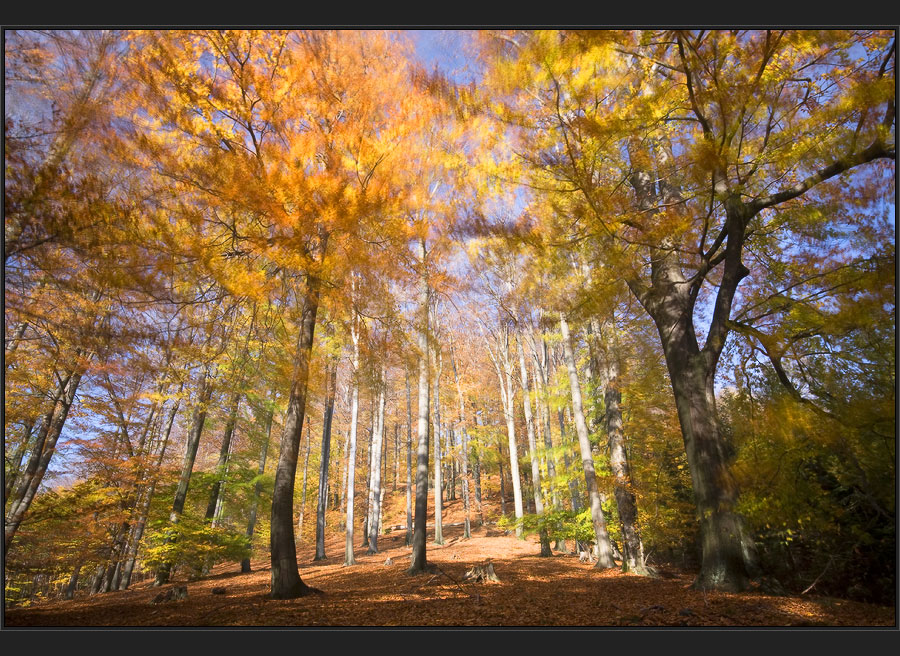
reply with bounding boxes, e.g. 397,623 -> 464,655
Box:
479,28 -> 895,591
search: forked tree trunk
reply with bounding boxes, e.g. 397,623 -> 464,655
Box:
270,274 -> 321,599
662,330 -> 754,591
627,139 -> 758,591
559,314 -> 616,569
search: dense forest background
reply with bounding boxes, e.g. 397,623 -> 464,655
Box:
4,29 -> 895,614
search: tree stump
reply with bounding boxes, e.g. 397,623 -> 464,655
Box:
462,562 -> 500,583
152,585 -> 188,604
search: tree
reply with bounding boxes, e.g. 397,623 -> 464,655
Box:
479,28 -> 895,590
408,238 -> 432,575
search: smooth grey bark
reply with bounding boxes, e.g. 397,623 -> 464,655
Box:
366,370 -> 386,554
488,326 -> 524,536
155,373 -> 213,586
269,274 -> 321,599
344,312 -> 361,566
497,440 -> 507,516
559,314 -> 616,569
314,355 -> 338,561
408,238 -> 431,575
241,404 -> 272,573
405,371 -> 413,546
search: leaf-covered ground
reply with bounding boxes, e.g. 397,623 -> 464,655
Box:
5,518 -> 895,627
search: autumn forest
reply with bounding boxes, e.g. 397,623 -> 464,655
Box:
3,29 -> 896,627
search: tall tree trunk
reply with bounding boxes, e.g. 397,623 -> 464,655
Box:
405,371 -> 413,546
155,373 -> 213,585
627,141 -> 758,591
432,347 -> 444,545
366,369 -> 386,554
448,336 -> 471,539
393,421 -> 399,492
241,403 -> 272,573
5,367 -> 84,552
269,274 -> 321,599
63,564 -> 81,600
4,419 -> 34,504
298,420 -> 312,544
558,408 -> 580,513
663,329 -> 753,591
314,350 -> 337,560
497,329 -> 524,537
362,414 -> 373,549
205,392 -> 241,524
344,311 -> 361,566
408,237 -> 431,575
604,347 -> 650,575
517,332 -> 551,556
120,392 -> 181,589
338,427 -> 349,530
559,314 -> 616,569
498,441 -> 507,517
530,332 -> 561,511
473,413 -> 484,525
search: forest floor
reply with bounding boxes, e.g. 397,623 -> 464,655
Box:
4,490 -> 896,628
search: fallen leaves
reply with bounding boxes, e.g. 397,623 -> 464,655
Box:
4,523 -> 895,627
